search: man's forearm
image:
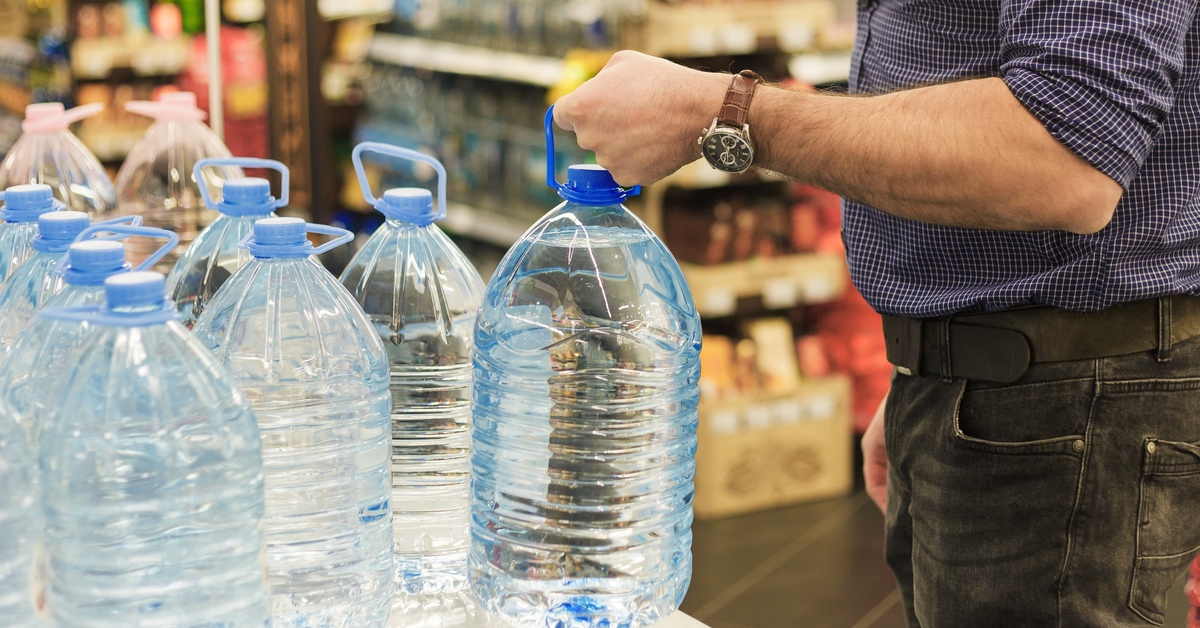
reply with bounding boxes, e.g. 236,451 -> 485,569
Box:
555,52 -> 1123,233
750,77 -> 1122,234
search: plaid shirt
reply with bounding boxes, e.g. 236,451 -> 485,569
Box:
844,0 -> 1200,317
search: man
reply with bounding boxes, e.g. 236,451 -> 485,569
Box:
552,1 -> 1200,626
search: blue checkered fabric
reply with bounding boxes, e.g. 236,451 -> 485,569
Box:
844,0 -> 1200,317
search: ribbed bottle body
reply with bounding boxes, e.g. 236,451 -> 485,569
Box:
0,222 -> 41,284
39,321 -> 269,627
471,203 -> 700,628
194,256 -> 395,626
0,406 -> 38,628
341,221 -> 484,597
166,213 -> 266,328
114,120 -> 239,270
0,250 -> 68,360
0,131 -> 117,216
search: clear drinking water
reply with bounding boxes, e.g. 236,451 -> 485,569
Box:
342,143 -> 485,598
0,212 -> 140,360
0,184 -> 64,285
38,272 -> 269,627
0,226 -> 178,446
166,157 -> 287,329
193,217 -> 394,626
0,103 -> 117,217
0,405 -> 38,628
117,92 -> 241,271
471,159 -> 700,626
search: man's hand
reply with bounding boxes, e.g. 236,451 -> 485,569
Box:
552,51 -> 728,187
863,393 -> 888,513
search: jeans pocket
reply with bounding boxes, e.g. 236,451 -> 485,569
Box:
951,378 -> 1092,456
1129,438 -> 1200,624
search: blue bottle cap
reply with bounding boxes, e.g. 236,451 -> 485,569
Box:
1,183 -> 61,222
557,165 -> 631,206
105,271 -> 166,310
241,217 -> 353,259
63,240 -> 129,285
6,183 -> 54,210
566,165 -> 619,190
219,178 -> 277,217
35,211 -> 90,243
253,217 -> 307,246
378,188 -> 434,226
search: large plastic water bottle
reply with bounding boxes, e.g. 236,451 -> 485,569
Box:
192,217 -> 394,626
0,405 -> 38,628
470,107 -> 700,628
0,103 -> 117,216
0,183 -> 65,284
166,157 -> 288,328
0,212 -> 140,360
0,225 -> 178,444
38,271 -> 269,627
117,92 -> 242,270
342,143 -> 485,597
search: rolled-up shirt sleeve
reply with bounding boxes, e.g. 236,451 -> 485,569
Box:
1000,0 -> 1196,186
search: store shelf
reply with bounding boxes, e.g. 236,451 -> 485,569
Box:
695,377 -> 853,519
317,0 -> 392,22
71,36 -> 190,80
623,0 -> 836,58
790,51 -> 852,85
441,202 -> 532,248
369,33 -> 565,88
683,253 -> 846,317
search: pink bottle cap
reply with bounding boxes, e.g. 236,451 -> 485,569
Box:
22,102 -> 105,133
125,91 -> 206,122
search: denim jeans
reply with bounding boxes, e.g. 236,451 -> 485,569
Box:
885,334 -> 1200,626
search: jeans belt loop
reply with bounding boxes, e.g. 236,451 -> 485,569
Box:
938,318 -> 954,383
1158,296 -> 1173,362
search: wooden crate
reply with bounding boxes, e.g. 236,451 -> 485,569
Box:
694,376 -> 853,519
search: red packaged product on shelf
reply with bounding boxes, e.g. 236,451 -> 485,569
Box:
791,183 -> 892,433
796,334 -> 832,378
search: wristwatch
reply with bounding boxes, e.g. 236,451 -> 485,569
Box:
698,70 -> 763,174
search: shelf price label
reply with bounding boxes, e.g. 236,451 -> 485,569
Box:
801,273 -> 838,303
709,410 -> 740,435
763,278 -> 798,309
701,289 -> 736,317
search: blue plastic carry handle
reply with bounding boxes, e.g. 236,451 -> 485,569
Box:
352,142 -> 447,222
61,224 -> 180,274
194,157 -> 290,210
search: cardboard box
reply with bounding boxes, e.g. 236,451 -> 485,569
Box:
694,376 -> 853,519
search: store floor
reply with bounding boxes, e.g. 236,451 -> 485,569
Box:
680,474 -> 1191,627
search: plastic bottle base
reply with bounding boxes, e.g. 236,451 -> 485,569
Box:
396,550 -> 470,596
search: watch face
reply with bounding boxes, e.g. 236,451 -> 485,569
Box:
703,128 -> 754,173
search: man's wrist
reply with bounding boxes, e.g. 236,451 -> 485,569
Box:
747,83 -> 780,171
688,71 -> 738,158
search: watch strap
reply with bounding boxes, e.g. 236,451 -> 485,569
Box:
716,70 -> 762,129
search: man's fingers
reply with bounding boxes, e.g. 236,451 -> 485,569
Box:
866,481 -> 887,512
553,96 -> 576,132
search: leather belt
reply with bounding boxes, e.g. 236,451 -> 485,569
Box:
882,294 -> 1200,383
